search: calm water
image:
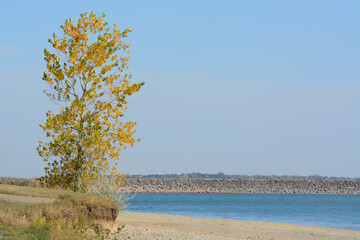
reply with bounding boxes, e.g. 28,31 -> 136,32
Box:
126,193 -> 360,231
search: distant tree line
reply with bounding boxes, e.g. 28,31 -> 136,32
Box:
128,172 -> 360,181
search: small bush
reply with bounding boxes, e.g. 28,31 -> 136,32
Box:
88,175 -> 131,211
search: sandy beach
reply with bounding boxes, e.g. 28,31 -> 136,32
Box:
116,212 -> 360,240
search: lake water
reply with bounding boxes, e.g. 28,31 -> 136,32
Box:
125,193 -> 360,231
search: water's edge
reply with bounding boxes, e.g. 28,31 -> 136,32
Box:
125,193 -> 360,231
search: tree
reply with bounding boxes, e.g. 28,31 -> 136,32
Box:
37,12 -> 144,192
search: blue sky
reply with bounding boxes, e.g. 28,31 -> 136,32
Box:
0,0 -> 359,177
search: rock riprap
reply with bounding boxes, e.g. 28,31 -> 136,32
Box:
121,179 -> 360,194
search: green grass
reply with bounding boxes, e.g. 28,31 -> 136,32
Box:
0,184 -> 123,240
0,224 -> 51,240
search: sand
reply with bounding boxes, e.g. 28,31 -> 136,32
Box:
115,212 -> 360,240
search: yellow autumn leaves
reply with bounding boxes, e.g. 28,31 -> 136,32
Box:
37,12 -> 144,192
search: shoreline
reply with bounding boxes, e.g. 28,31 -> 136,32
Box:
2,177 -> 359,195
121,178 -> 360,194
123,191 -> 357,195
123,210 -> 359,231
116,211 -> 360,240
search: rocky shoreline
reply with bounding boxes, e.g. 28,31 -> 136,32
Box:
1,177 -> 359,194
121,178 -> 360,194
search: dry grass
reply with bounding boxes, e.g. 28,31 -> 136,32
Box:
0,184 -> 124,239
0,184 -> 115,207
0,177 -> 37,187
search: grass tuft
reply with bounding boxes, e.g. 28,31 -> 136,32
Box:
0,184 -> 126,239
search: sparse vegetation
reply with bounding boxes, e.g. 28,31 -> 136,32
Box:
0,184 -> 125,239
88,175 -> 132,211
